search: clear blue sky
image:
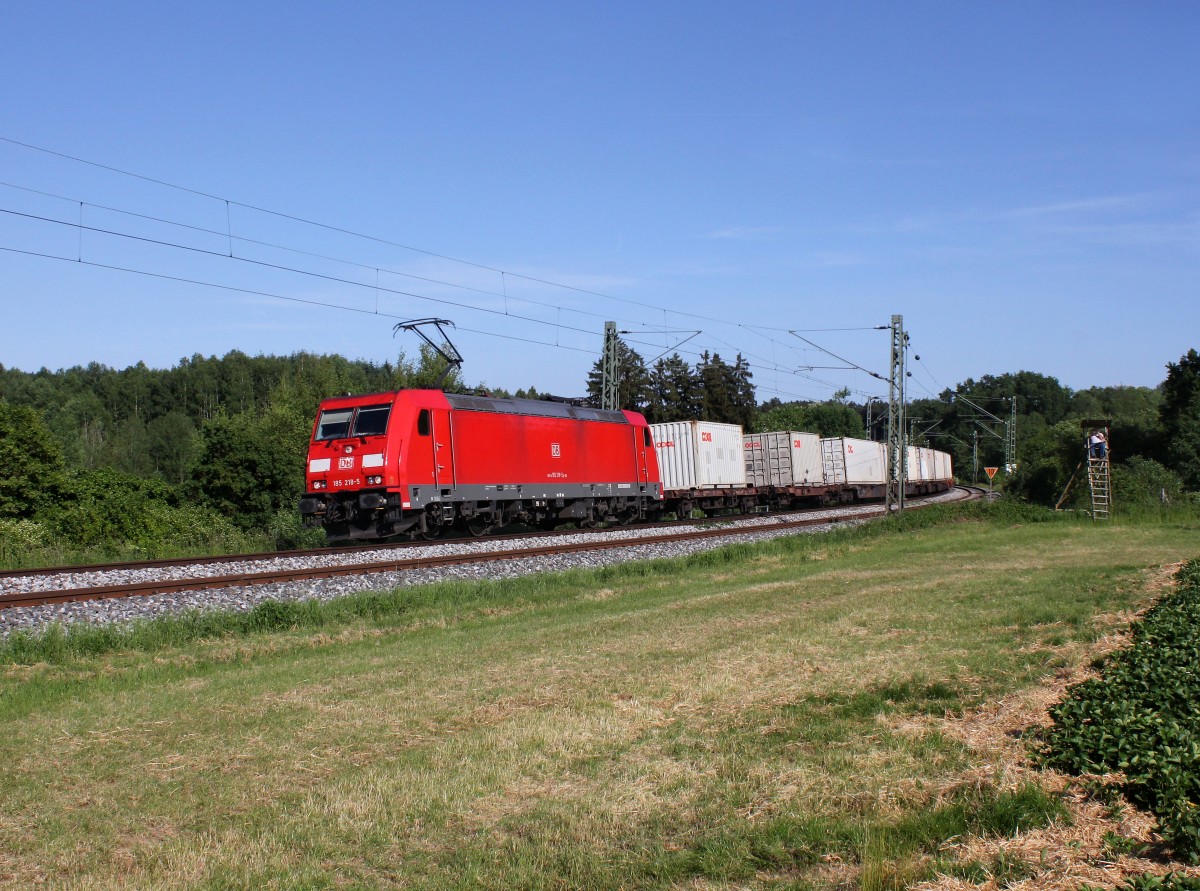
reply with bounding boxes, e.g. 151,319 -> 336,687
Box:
2,2 -> 1197,403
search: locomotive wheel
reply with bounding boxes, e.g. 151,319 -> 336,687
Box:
418,526 -> 443,541
466,517 -> 494,537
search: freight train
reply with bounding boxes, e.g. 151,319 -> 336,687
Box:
298,389 -> 954,543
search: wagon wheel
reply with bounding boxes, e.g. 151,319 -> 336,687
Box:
419,526 -> 443,541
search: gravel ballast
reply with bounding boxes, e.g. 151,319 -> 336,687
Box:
0,491 -> 967,639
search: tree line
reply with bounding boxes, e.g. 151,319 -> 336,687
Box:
904,355 -> 1200,510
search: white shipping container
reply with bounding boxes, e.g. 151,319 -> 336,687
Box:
651,421 -> 746,490
822,437 -> 887,485
935,450 -> 953,481
906,446 -> 924,482
743,431 -> 822,487
920,447 -> 936,482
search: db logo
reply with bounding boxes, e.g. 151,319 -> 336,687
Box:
551,443 -> 561,458
338,456 -> 355,470
701,432 -> 713,442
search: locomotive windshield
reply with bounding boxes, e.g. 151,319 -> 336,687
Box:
351,405 -> 391,436
316,408 -> 353,440
315,405 -> 392,440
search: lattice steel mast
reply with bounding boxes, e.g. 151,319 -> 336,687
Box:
601,321 -> 620,411
886,314 -> 908,512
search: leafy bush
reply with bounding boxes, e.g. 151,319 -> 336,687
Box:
0,518 -> 51,567
38,467 -> 259,558
188,409 -> 308,531
1114,457 -> 1186,510
1036,559 -> 1200,861
0,401 -> 66,518
47,467 -> 180,549
1081,874 -> 1200,891
267,506 -> 326,550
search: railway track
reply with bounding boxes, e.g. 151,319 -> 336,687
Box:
0,509 -> 804,581
0,487 -> 983,614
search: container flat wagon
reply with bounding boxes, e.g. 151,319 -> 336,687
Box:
743,430 -> 840,506
650,420 -> 757,515
819,436 -> 888,500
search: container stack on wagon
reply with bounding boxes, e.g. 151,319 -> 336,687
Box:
651,422 -> 953,515
650,421 -> 746,490
743,431 -> 823,487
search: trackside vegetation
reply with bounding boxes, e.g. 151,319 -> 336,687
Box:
2,504 -> 1199,888
1037,557 -> 1200,861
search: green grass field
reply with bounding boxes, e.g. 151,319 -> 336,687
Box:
1,504 -> 1196,890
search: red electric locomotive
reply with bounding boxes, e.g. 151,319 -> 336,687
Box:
298,390 -> 663,542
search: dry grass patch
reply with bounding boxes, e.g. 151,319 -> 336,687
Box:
907,560 -> 1200,891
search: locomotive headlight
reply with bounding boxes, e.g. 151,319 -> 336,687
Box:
367,475 -> 383,485
312,480 -> 327,490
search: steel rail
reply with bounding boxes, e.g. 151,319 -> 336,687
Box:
0,489 -> 968,581
0,508 -> 820,580
0,488 -> 981,612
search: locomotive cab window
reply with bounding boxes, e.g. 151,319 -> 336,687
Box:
316,408 -> 353,440
644,428 -> 652,447
351,404 -> 391,437
417,409 -> 431,436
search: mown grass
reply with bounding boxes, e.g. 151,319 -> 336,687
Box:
0,500 -> 1195,889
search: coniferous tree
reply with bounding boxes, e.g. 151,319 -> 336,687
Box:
1160,348 -> 1200,489
647,353 -> 700,422
698,352 -> 738,424
729,353 -> 757,430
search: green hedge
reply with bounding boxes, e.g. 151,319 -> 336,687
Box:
1037,559 -> 1200,861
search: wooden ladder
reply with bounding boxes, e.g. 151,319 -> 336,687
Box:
1087,454 -> 1111,520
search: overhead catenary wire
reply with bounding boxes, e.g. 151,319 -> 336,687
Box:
2,137 -> 889,351
0,205 -> 609,341
2,196 -> 894,395
0,179 -> 670,334
0,244 -> 597,356
1,177 -> 835,384
3,242 -> 839,402
2,136 -> 795,332
0,234 -> 847,398
1,136 -> 900,399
